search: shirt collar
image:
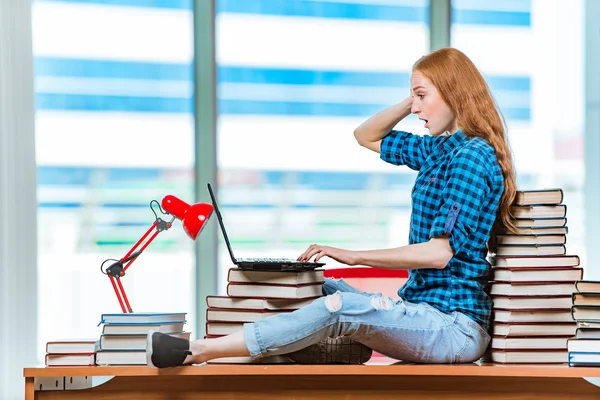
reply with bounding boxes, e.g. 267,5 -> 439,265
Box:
442,129 -> 467,151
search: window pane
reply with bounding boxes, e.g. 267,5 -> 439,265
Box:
33,0 -> 196,362
215,0 -> 429,293
451,0 -> 585,265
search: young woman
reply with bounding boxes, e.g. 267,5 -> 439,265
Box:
146,47 -> 517,367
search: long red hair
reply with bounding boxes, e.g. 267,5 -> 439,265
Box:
413,48 -> 517,244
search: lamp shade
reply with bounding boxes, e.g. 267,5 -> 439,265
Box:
161,195 -> 214,240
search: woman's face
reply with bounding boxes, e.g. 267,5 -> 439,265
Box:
410,71 -> 458,136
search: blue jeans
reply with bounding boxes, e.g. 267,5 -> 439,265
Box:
243,278 -> 491,363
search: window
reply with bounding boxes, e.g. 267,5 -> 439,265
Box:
451,0 -> 585,265
33,0 -> 196,360
215,0 -> 430,289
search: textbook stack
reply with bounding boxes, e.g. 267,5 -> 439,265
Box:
568,280 -> 600,366
95,312 -> 190,365
205,268 -> 325,364
488,188 -> 582,364
44,339 -> 97,366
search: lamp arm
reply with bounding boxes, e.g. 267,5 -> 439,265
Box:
101,217 -> 173,313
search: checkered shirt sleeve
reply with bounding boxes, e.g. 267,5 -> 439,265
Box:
380,130 -> 445,171
428,147 -> 492,255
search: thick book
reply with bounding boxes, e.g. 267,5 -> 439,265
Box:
45,353 -> 96,366
208,355 -> 294,364
492,322 -> 576,337
206,322 -> 244,336
489,255 -> 580,268
206,295 -> 319,311
505,226 -> 568,235
491,336 -> 569,350
206,308 -> 290,323
575,328 -> 600,339
227,268 -> 325,285
98,332 -> 190,351
492,295 -> 573,310
495,244 -> 566,257
490,349 -> 567,364
489,282 -> 576,296
578,320 -> 600,328
513,218 -> 567,228
226,282 -> 323,299
575,280 -> 600,293
568,339 -> 600,353
571,306 -> 600,321
569,351 -> 600,366
492,267 -> 583,283
96,350 -> 146,365
572,293 -> 600,307
493,309 -> 575,323
100,312 -> 187,324
510,204 -> 567,219
46,339 -> 97,354
514,189 -> 564,206
101,321 -> 186,335
496,234 -> 566,246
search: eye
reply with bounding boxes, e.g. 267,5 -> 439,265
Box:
417,94 -> 424,99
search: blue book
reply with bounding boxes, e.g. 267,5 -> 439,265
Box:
100,312 -> 187,324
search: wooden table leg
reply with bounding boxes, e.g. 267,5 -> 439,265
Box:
24,377 -> 35,400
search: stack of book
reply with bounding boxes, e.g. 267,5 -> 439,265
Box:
568,280 -> 600,366
488,188 -> 582,364
205,268 -> 325,364
45,339 -> 97,366
95,312 -> 189,365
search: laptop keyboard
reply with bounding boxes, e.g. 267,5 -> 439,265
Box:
237,257 -> 299,263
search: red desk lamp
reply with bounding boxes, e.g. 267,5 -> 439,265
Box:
100,195 -> 213,313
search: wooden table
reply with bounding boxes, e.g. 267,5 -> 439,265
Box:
24,361 -> 600,399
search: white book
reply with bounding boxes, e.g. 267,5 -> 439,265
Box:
99,332 -> 190,350
492,296 -> 572,309
491,337 -> 569,350
226,283 -> 323,299
495,245 -> 566,257
45,353 -> 96,366
207,309 -> 289,323
46,339 -> 97,354
96,350 -> 146,365
489,282 -> 576,296
568,339 -> 600,353
489,255 -> 580,268
102,321 -> 186,335
493,267 -> 583,282
206,296 -> 318,310
492,323 -> 576,337
206,322 -> 244,336
491,350 -> 567,363
493,309 -> 574,323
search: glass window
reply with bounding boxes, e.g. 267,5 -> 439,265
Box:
451,0 -> 585,265
33,0 -> 196,361
215,0 -> 430,289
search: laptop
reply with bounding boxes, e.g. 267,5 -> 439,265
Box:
207,183 -> 325,271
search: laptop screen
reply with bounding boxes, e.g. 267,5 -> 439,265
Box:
206,183 -> 237,264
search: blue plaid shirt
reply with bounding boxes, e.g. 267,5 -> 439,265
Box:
380,130 -> 503,328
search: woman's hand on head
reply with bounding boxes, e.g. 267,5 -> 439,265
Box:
297,244 -> 359,266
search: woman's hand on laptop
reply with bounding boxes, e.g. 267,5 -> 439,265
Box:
298,244 -> 359,265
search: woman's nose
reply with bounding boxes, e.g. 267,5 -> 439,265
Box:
411,102 -> 420,114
